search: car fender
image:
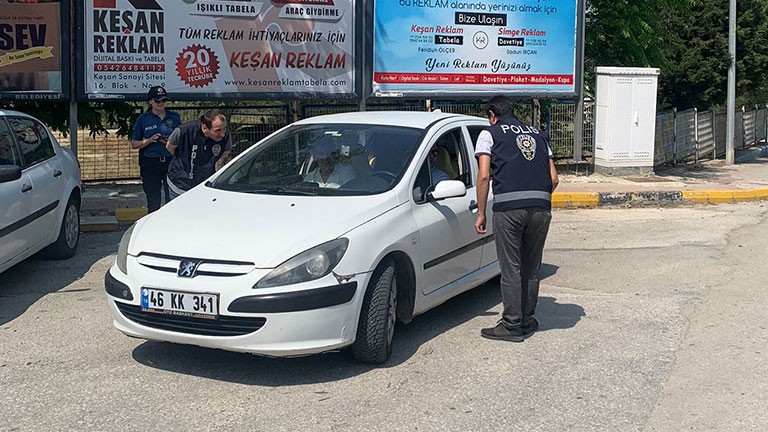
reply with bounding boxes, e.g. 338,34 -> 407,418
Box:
336,201 -> 420,286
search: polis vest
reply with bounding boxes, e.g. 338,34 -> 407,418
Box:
487,114 -> 553,211
167,120 -> 229,191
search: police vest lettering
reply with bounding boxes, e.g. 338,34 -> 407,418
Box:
167,120 -> 228,191
487,114 -> 552,211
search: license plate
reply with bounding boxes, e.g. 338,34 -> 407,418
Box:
141,288 -> 219,320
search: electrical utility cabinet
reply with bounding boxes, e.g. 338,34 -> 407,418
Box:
594,67 -> 660,175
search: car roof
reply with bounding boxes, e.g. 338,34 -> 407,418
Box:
0,109 -> 37,119
293,110 -> 485,129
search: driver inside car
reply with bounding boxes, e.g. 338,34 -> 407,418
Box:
304,135 -> 356,188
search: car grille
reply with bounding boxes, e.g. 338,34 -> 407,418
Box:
115,302 -> 266,337
136,252 -> 255,277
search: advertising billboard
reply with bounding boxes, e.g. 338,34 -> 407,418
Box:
372,0 -> 583,98
79,0 -> 359,100
0,0 -> 69,100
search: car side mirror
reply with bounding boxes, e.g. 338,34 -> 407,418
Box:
428,180 -> 466,201
0,165 -> 22,183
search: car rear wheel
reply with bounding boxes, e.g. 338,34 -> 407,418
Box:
43,195 -> 80,259
352,258 -> 397,364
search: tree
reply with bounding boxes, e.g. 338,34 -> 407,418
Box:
658,0 -> 768,110
734,0 -> 768,107
0,100 -> 140,138
584,0 -> 692,95
657,0 -> 729,110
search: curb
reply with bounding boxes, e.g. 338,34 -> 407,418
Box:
80,207 -> 147,232
115,207 -> 148,224
551,189 -> 768,209
80,215 -> 119,232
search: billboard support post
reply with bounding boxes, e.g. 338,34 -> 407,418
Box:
572,0 -> 586,162
69,0 -> 77,157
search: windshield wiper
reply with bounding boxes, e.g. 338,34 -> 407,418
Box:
239,186 -> 317,196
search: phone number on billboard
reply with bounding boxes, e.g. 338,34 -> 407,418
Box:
94,64 -> 166,72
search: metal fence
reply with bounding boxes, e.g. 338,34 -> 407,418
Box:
545,101 -> 594,159
652,106 -> 767,167
53,100 -> 768,181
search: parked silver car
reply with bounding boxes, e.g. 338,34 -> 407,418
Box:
0,110 -> 82,274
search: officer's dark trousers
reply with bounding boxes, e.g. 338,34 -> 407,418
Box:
492,207 -> 552,329
139,155 -> 171,213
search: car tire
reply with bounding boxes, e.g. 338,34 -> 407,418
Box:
352,258 -> 397,364
43,195 -> 80,259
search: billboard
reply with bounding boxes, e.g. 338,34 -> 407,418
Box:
78,0 -> 359,100
0,0 -> 69,100
371,0 -> 583,98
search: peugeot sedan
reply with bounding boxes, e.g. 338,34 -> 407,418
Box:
105,111 -> 499,364
0,110 -> 82,274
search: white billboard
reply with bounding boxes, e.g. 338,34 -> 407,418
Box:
80,0 -> 357,100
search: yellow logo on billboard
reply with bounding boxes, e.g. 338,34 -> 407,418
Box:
0,46 -> 54,68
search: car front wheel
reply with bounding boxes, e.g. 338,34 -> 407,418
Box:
44,195 -> 80,259
352,258 -> 397,364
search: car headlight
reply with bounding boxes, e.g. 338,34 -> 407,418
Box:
255,238 -> 349,288
116,224 -> 135,274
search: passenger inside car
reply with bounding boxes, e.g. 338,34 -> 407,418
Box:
303,135 -> 356,188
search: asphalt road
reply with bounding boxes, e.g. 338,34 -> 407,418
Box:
2,203 -> 767,432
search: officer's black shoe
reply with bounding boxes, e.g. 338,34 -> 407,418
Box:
522,318 -> 539,336
480,322 -> 525,342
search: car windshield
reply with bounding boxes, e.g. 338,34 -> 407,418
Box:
211,123 -> 424,196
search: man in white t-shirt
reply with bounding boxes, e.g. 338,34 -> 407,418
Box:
304,136 -> 356,188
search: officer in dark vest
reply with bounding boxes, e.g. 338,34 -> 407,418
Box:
474,95 -> 559,343
165,109 -> 231,200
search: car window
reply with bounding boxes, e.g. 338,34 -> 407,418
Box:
8,117 -> 55,168
412,127 -> 474,203
434,128 -> 473,187
467,126 -> 485,151
0,118 -> 22,167
211,123 -> 424,196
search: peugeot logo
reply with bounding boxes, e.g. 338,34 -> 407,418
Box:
178,259 -> 202,278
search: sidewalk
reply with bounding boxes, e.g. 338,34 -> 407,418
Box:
79,145 -> 768,231
554,146 -> 768,207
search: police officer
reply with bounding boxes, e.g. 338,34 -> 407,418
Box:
130,86 -> 181,213
165,108 -> 231,200
474,95 -> 559,342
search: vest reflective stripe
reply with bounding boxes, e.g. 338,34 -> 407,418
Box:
166,176 -> 186,195
494,190 -> 551,204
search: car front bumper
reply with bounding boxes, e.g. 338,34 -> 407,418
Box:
105,265 -> 367,357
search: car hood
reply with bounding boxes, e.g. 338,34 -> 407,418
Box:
129,186 -> 399,268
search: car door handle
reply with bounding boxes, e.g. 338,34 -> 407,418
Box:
53,170 -> 62,177
21,183 -> 32,193
469,200 -> 478,212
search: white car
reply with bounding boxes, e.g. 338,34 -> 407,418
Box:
105,111 -> 499,363
0,110 -> 82,274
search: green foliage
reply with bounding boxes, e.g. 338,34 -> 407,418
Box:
588,0 -> 768,110
734,0 -> 768,107
657,0 -> 729,109
584,0 -> 693,94
0,100 -> 141,138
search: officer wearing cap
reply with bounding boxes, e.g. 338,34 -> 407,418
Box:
130,85 -> 181,212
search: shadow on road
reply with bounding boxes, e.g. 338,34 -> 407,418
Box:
0,231 -> 121,326
131,263 -> 583,386
540,262 -> 558,279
